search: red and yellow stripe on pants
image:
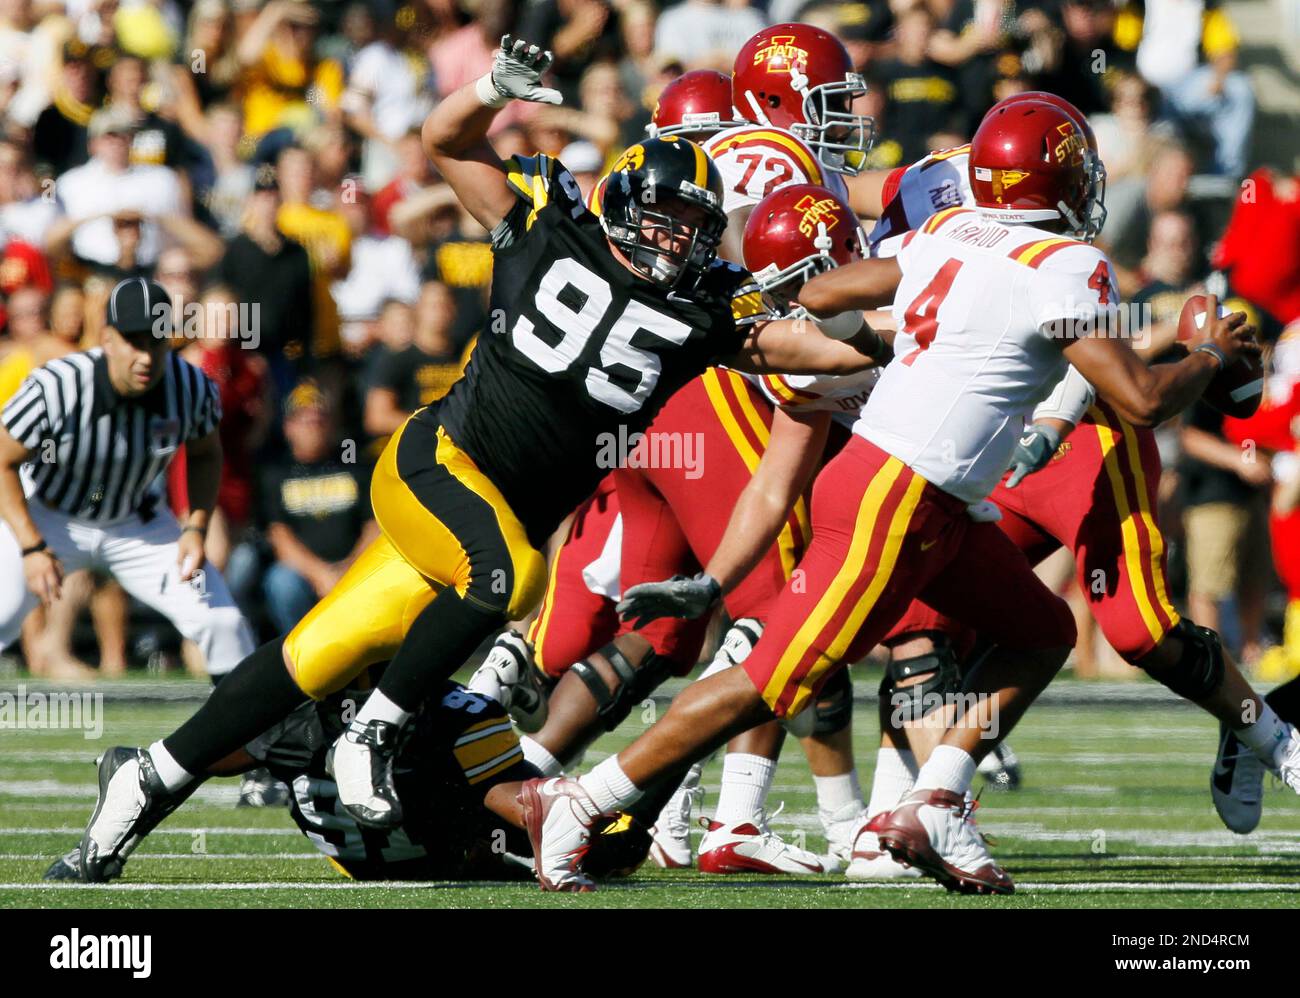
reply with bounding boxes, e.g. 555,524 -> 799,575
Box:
990,400 -> 1180,661
615,368 -> 810,627
743,437 -> 934,718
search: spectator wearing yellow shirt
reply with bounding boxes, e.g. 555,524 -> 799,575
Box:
236,0 -> 344,139
275,143 -> 348,359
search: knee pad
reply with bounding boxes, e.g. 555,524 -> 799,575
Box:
571,645 -> 675,732
879,641 -> 961,723
1144,619 -> 1226,702
813,667 -> 853,735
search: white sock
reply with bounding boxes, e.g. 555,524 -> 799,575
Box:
520,736 -> 563,777
579,756 -> 643,815
714,752 -> 776,825
1237,703 -> 1291,764
814,769 -> 862,816
354,690 -> 412,728
914,745 -> 977,796
149,741 -> 195,793
866,747 -> 916,817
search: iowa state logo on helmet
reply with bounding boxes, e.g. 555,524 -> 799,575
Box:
1052,122 -> 1085,166
753,35 -> 809,74
794,193 -> 841,237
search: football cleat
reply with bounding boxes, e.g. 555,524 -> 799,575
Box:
821,799 -> 869,867
44,846 -> 89,882
976,741 -> 1023,790
877,789 -> 1014,895
237,767 -> 291,808
697,805 -> 831,875
649,764 -> 703,868
1272,723 -> 1300,795
467,630 -> 550,733
517,777 -> 599,892
327,719 -> 405,829
80,747 -> 183,883
1212,723 -> 1263,834
845,811 -> 922,880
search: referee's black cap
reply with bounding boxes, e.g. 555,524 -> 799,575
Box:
106,277 -> 173,337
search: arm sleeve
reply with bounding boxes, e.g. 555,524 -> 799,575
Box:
1032,365 -> 1095,424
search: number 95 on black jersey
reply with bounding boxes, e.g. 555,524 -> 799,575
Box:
429,152 -> 766,546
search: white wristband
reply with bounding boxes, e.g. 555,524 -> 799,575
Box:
813,310 -> 864,341
474,73 -> 509,109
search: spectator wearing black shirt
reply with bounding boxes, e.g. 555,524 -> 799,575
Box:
218,164 -> 314,397
364,287 -> 468,440
1180,389 -> 1273,662
31,42 -> 99,177
259,381 -> 377,634
873,7 -> 962,164
420,209 -> 492,352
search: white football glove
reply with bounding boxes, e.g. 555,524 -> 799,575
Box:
476,35 -> 563,108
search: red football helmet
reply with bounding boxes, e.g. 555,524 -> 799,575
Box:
743,183 -> 865,315
732,23 -> 874,176
969,99 -> 1091,236
649,70 -> 739,140
991,90 -> 1107,240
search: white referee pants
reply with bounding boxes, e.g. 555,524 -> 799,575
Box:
0,501 -> 255,676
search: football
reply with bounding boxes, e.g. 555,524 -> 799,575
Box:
1177,294 -> 1264,418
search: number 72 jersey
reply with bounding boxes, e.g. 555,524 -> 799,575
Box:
856,206 -> 1120,504
432,153 -> 767,545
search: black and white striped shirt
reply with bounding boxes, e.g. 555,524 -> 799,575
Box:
1,348 -> 221,522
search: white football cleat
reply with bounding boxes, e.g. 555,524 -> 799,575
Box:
467,630 -> 549,733
821,799 -> 869,867
845,812 -> 922,880
1211,723 -> 1264,834
877,789 -> 1013,894
1272,723 -> 1300,795
697,805 -> 831,875
80,747 -> 188,882
518,777 -> 599,892
649,763 -> 702,869
327,719 -> 404,828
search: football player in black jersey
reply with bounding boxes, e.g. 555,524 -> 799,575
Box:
78,36 -> 887,881
51,678 -> 645,882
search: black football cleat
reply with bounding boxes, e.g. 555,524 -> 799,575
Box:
80,747 -> 190,883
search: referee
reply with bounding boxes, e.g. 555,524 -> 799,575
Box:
0,277 -> 254,677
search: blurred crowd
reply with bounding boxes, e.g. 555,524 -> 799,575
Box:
0,0 -> 1296,683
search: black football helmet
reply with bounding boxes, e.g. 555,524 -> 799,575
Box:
598,137 -> 727,290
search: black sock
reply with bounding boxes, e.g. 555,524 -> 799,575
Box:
164,637 -> 307,774
1266,674 -> 1300,725
377,587 -> 505,713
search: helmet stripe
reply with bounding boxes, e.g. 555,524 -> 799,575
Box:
691,141 -> 708,188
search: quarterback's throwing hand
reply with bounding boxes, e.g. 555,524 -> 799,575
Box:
1005,422 -> 1062,489
484,35 -> 562,105
617,573 -> 722,627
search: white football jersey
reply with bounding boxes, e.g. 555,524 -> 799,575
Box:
704,124 -> 850,214
855,206 -> 1120,503
867,145 -> 972,256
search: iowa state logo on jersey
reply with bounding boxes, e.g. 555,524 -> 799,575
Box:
795,193 -> 842,237
754,35 -> 808,74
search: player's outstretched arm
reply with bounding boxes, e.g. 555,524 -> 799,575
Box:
1062,295 -> 1259,428
704,407 -> 828,593
727,316 -> 887,375
617,408 -> 828,625
842,168 -> 895,219
798,256 -> 903,313
421,35 -> 561,233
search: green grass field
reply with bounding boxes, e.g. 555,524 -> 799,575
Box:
2,678 -> 1298,908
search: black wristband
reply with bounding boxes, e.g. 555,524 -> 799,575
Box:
21,539 -> 48,557
181,525 -> 207,537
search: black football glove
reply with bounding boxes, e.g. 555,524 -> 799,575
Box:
616,573 -> 721,628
